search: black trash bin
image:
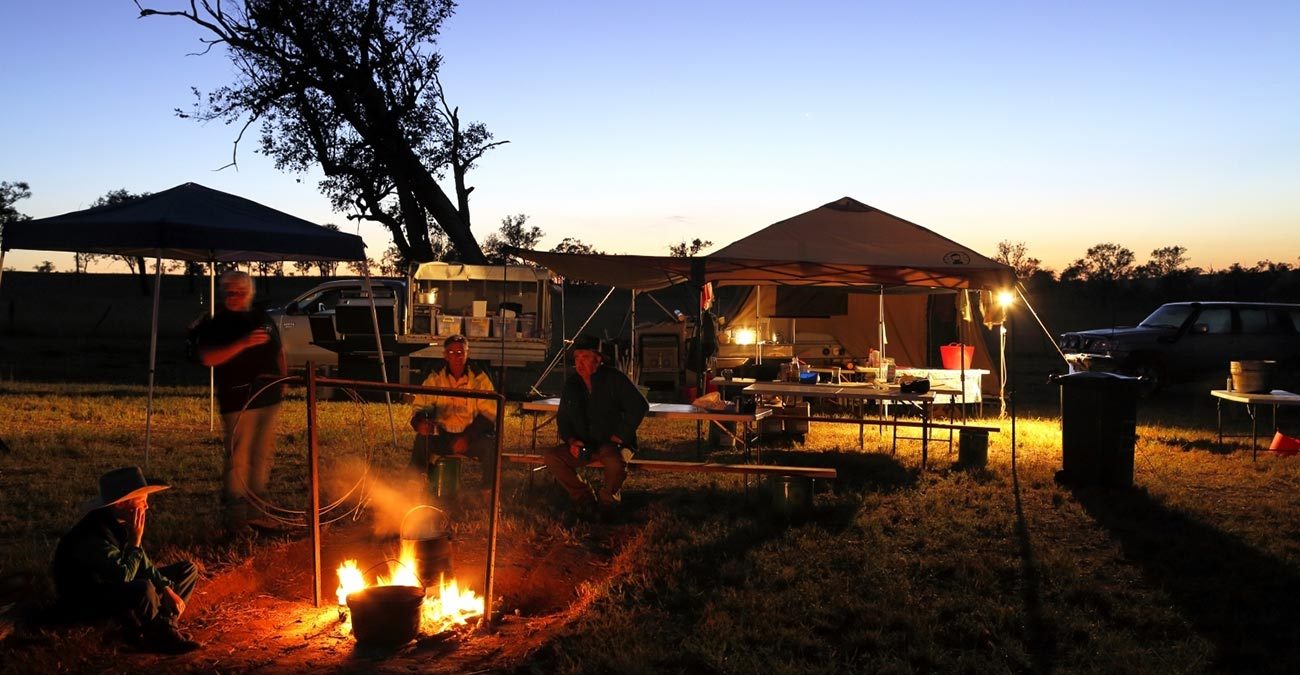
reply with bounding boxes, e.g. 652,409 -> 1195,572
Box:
1053,371 -> 1141,488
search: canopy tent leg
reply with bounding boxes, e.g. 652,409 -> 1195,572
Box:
361,267 -> 399,448
144,254 -> 163,467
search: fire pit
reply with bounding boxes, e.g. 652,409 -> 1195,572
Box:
334,505 -> 485,646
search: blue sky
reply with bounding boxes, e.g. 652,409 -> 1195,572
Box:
2,1 -> 1298,273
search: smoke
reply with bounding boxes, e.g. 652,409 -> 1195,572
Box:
321,456 -> 430,538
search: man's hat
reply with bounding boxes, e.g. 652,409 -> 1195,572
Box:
88,466 -> 169,509
571,334 -> 601,352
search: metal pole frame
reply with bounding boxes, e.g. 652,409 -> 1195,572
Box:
296,373 -> 506,625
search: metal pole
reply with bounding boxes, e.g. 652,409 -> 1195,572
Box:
144,254 -> 163,467
483,398 -> 505,627
307,363 -> 322,607
209,263 -> 216,432
1010,307 -> 1018,468
360,266 -> 399,447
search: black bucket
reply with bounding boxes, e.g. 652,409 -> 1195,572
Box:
347,585 -> 424,648
958,429 -> 989,468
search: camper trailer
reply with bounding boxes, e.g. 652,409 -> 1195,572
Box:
270,263 -> 552,380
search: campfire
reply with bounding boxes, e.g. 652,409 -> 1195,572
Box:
336,556 -> 484,637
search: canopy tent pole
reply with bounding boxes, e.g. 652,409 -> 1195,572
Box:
755,286 -> 762,365
1010,300 -> 1018,467
361,266 -> 399,448
630,289 -> 637,386
0,248 -> 6,293
144,254 -> 163,467
878,286 -> 886,366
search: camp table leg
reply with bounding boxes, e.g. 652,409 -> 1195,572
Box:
1217,397 -> 1224,447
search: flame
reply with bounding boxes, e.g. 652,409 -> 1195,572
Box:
335,554 -> 485,634
336,559 -> 365,606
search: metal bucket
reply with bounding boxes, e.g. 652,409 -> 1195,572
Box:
400,506 -> 453,587
347,585 -> 424,648
1230,360 -> 1275,393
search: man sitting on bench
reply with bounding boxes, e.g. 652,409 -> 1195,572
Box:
544,334 -> 649,518
410,334 -> 497,501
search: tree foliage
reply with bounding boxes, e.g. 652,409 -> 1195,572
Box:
668,238 -> 712,257
1137,245 -> 1196,278
1,180 -> 31,225
138,0 -> 504,264
994,240 -> 1044,279
1061,242 -> 1136,283
483,214 -> 542,265
549,237 -> 603,255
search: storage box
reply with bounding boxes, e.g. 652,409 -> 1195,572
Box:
471,300 -> 488,318
518,315 -> 536,338
491,316 -> 517,337
436,315 -> 462,336
465,317 -> 490,337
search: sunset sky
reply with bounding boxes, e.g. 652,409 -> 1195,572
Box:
2,1 -> 1297,274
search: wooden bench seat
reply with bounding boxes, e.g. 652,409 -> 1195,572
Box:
772,414 -> 1001,434
502,453 -> 837,480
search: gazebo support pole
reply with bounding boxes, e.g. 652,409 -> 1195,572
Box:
144,254 -> 163,467
361,266 -> 398,447
307,363 -> 322,607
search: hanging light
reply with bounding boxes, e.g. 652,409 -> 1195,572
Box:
997,290 -> 1016,308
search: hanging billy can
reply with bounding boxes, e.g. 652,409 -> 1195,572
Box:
399,505 -> 454,587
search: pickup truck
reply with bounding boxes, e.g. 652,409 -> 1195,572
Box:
269,262 -> 553,378
1060,301 -> 1300,390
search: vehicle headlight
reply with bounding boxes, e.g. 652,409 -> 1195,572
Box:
1087,338 -> 1112,352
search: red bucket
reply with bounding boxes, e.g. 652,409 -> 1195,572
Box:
940,343 -> 975,370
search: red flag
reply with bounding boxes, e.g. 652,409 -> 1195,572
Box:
700,282 -> 714,310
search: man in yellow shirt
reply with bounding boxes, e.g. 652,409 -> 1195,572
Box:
410,334 -> 498,496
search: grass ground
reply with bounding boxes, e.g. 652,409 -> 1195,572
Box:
2,379 -> 1300,673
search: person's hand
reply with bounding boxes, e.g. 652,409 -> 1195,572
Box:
450,435 -> 470,455
162,586 -> 186,619
127,502 -> 146,548
245,328 -> 271,349
568,440 -> 584,459
411,416 -> 436,435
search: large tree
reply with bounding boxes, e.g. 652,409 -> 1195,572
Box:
138,0 -> 503,264
994,240 -> 1043,279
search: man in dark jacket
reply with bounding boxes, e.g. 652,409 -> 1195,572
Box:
51,467 -> 201,654
544,334 -> 650,516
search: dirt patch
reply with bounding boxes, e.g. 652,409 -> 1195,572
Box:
2,514 -> 636,674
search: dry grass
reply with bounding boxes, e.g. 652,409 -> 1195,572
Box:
3,381 -> 1300,673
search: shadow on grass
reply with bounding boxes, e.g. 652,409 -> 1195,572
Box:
1073,484 -> 1300,672
1011,457 -> 1055,675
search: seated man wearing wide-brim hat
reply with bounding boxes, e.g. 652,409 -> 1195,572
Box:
543,334 -> 649,518
51,466 -> 201,654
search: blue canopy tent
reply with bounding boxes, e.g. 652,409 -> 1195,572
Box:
0,182 -> 369,463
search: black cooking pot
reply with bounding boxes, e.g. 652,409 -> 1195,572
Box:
347,585 -> 424,648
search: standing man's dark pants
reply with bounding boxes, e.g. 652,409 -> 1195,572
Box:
542,443 -> 631,506
410,427 -> 498,486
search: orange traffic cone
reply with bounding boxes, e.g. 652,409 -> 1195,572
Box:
1268,431 -> 1300,456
